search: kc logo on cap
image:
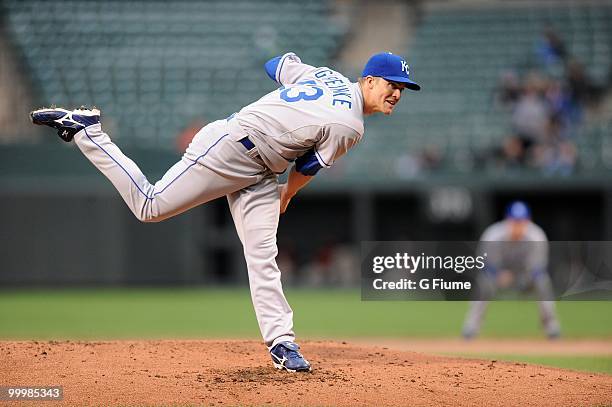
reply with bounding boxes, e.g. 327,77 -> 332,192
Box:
362,52 -> 421,91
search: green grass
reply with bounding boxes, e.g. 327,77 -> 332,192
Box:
450,354 -> 612,374
2,288 -> 610,374
0,287 -> 610,340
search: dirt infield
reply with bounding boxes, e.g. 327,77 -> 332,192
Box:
1,340 -> 611,406
354,338 -> 612,356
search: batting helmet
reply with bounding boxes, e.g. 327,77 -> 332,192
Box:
505,201 -> 531,220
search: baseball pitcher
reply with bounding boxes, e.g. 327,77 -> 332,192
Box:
462,201 -> 561,339
30,52 -> 420,372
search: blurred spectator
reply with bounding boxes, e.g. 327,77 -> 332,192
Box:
493,70 -> 521,109
175,119 -> 206,152
394,152 -> 421,179
394,143 -> 444,178
489,27 -> 604,176
492,134 -> 527,170
511,72 -> 551,143
421,144 -> 444,170
277,244 -> 298,285
302,242 -> 336,286
300,242 -> 358,287
566,59 -> 605,109
535,26 -> 567,71
542,78 -> 575,138
555,140 -> 578,175
330,244 -> 359,286
531,139 -> 577,176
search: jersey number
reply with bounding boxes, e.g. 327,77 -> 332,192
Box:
279,80 -> 323,102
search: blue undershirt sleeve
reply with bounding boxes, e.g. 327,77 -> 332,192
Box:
264,56 -> 282,82
295,149 -> 323,176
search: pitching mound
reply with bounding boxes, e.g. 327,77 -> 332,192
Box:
1,340 -> 611,406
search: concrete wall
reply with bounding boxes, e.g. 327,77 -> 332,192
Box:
0,186 -> 607,286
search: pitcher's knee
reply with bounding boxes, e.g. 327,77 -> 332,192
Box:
133,204 -> 166,223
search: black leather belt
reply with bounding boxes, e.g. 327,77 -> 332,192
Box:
239,136 -> 255,151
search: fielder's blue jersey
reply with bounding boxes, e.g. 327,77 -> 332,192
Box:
227,52 -> 364,174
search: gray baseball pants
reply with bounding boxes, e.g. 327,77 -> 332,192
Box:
462,271 -> 560,338
74,120 -> 295,348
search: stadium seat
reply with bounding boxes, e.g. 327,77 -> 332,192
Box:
4,0 -> 346,147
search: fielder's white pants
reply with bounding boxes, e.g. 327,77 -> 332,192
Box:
74,120 -> 295,348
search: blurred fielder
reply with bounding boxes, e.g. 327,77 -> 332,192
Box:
30,52 -> 420,372
462,201 -> 561,339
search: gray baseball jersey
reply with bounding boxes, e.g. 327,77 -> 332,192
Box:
227,53 -> 364,174
479,220 -> 549,275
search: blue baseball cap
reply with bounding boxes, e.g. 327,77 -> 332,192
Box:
362,52 -> 421,91
505,201 -> 531,220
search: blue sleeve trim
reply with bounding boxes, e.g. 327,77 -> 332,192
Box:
295,149 -> 322,176
264,56 -> 282,82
